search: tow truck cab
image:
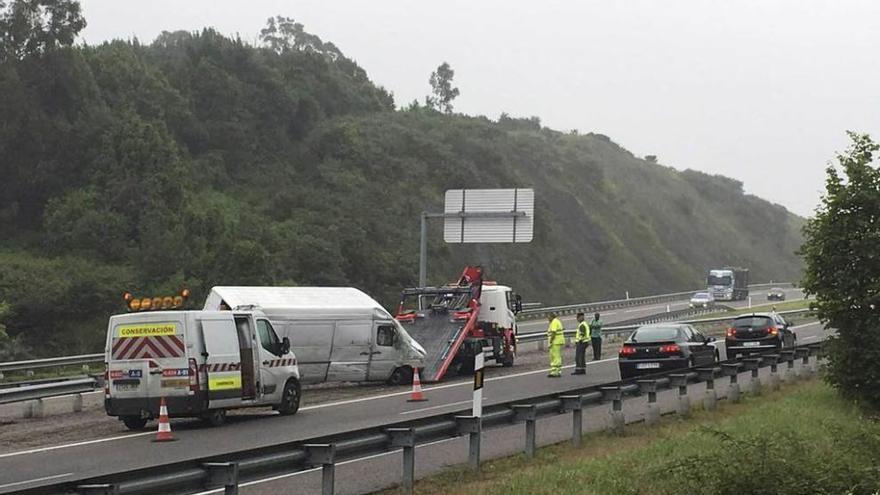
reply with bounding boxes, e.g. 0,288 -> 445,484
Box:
104,308 -> 301,430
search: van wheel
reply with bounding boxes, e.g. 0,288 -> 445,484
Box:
202,409 -> 227,427
388,366 -> 413,386
277,380 -> 301,416
121,416 -> 148,431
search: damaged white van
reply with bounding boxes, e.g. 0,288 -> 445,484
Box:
203,286 -> 426,385
104,308 -> 301,430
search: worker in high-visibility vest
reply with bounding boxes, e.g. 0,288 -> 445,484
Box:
572,312 -> 590,375
547,313 -> 565,377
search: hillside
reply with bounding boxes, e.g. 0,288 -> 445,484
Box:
0,21 -> 803,358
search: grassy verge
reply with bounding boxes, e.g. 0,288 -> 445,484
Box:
383,379 -> 880,495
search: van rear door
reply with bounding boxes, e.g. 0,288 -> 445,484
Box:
109,315 -> 188,401
200,316 -> 244,409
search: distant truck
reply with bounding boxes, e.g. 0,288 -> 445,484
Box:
707,267 -> 749,301
105,301 -> 301,430
203,286 -> 426,385
396,266 -> 521,382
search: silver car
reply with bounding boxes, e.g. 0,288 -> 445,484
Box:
689,292 -> 715,308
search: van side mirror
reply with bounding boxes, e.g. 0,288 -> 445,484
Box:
281,337 -> 291,355
514,294 -> 523,314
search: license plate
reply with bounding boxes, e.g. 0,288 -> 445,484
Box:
743,341 -> 761,347
636,362 -> 661,369
114,383 -> 139,392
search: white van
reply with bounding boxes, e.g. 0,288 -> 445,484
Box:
203,287 -> 426,385
104,309 -> 301,430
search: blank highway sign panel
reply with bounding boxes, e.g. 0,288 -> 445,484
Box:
444,188 -> 534,243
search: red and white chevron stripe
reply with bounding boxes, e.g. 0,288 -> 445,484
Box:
199,362 -> 241,372
262,358 -> 296,367
112,335 -> 185,360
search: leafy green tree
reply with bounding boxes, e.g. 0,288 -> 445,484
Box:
426,62 -> 459,113
800,132 -> 880,408
0,0 -> 86,61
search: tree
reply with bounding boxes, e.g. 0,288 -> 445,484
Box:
259,15 -> 340,60
800,131 -> 880,408
0,0 -> 86,61
426,62 -> 459,114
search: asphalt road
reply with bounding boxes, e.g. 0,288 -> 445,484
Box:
0,300 -> 819,494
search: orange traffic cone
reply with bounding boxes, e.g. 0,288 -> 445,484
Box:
407,368 -> 428,402
153,397 -> 176,442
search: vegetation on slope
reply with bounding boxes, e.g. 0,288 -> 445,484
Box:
0,3 -> 803,357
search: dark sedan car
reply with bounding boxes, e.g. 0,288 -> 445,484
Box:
618,324 -> 719,379
766,288 -> 786,301
725,313 -> 796,359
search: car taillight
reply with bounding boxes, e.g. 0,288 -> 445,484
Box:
768,326 -> 778,335
619,346 -> 637,356
104,366 -> 110,397
726,328 -> 736,338
659,344 -> 681,354
189,358 -> 199,395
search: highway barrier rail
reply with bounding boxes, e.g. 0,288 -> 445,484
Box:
516,308 -> 813,343
0,353 -> 104,377
517,281 -> 795,320
25,341 -> 824,495
0,377 -> 98,405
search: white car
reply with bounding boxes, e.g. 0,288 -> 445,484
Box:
689,292 -> 715,308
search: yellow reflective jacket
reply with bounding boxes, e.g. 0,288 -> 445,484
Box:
547,318 -> 566,346
575,321 -> 591,343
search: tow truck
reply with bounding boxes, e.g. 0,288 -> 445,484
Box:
395,266 -> 522,382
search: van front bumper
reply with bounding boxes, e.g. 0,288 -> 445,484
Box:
105,393 -> 207,419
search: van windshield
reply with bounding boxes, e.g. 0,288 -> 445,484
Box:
393,320 -> 425,354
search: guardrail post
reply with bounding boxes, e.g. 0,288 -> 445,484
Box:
388,427 -> 416,495
512,404 -> 538,458
696,368 -> 717,411
670,374 -> 690,417
456,415 -> 482,471
601,386 -> 624,434
780,350 -> 796,382
204,462 -> 239,495
808,343 -> 822,374
560,395 -> 584,447
305,444 -> 336,495
721,363 -> 743,403
795,348 -> 810,379
77,484 -> 120,495
637,380 -> 660,425
764,355 -> 781,391
743,358 -> 762,395
29,398 -> 45,419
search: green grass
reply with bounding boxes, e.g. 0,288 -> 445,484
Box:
384,380 -> 880,495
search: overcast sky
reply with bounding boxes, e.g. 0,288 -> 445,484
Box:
79,0 -> 880,217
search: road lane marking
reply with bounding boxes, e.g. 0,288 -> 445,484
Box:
300,357 -> 618,412
0,473 -> 73,490
0,432 -> 154,459
400,398 -> 484,415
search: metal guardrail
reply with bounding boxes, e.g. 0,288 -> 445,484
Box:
0,353 -> 103,374
0,377 -> 98,405
518,282 -> 795,320
516,308 -> 814,343
32,341 -> 824,495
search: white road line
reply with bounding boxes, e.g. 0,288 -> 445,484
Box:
191,437 -> 462,495
0,432 -> 154,459
0,472 -> 73,490
400,398 -> 481,415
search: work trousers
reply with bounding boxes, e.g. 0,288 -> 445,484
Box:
574,341 -> 588,371
591,337 -> 602,360
549,343 -> 564,376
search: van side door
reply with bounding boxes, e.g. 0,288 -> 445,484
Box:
201,318 -> 244,409
367,321 -> 398,381
255,318 -> 290,400
327,321 -> 370,382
